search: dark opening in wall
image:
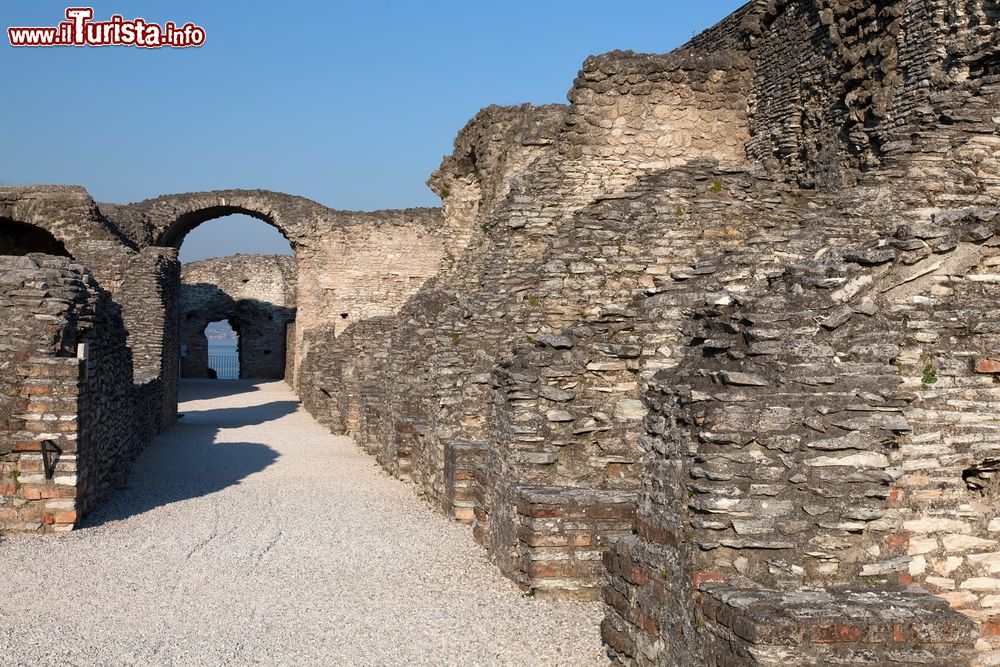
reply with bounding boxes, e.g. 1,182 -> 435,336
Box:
0,219 -> 72,257
205,319 -> 240,380
963,459 -> 1000,498
340,313 -> 349,319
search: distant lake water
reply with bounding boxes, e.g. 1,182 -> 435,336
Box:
207,341 -> 239,379
208,341 -> 238,356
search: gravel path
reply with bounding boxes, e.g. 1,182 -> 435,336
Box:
0,380 -> 608,666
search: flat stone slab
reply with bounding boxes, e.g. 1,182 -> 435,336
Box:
700,586 -> 979,665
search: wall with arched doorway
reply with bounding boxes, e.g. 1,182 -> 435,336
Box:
104,190 -> 462,392
180,255 -> 296,380
0,184 -> 467,533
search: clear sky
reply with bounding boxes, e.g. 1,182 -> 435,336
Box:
2,1 -> 746,261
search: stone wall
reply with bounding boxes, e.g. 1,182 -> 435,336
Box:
0,255 -> 138,532
72,242 -> 180,434
2,0 -> 1000,662
291,1 -> 1000,663
180,255 -> 296,379
562,50 -> 750,170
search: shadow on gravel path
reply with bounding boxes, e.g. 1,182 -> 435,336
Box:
81,381 -> 294,528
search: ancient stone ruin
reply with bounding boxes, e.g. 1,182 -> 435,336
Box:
179,255 -> 296,380
3,1 -> 1000,663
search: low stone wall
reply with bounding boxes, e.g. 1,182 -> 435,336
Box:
702,587 -> 977,665
511,487 -> 635,599
602,572 -> 980,666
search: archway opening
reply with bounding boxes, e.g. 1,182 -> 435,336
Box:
176,213 -> 296,385
177,213 -> 293,263
160,205 -> 295,253
206,319 -> 240,380
0,218 -> 72,257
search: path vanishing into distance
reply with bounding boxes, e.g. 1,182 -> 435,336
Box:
0,380 -> 606,666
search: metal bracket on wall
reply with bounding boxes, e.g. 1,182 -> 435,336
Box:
40,439 -> 61,480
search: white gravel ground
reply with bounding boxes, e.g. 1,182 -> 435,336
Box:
0,380 -> 609,666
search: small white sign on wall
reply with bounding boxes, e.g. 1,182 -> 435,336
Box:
77,342 -> 90,380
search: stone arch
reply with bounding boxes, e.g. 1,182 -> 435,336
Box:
119,189 -> 339,250
159,205 -> 290,250
0,185 -> 125,258
0,217 -> 72,257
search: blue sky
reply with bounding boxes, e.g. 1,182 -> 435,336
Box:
2,1 -> 746,260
